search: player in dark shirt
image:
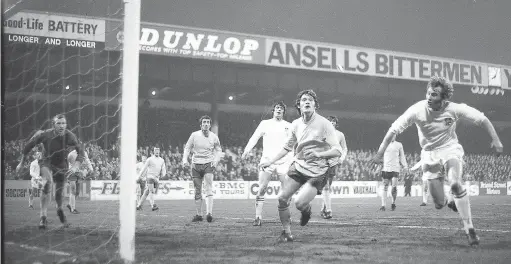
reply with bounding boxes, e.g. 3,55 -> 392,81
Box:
16,114 -> 85,229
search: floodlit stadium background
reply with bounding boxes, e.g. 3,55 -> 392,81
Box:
2,1 -> 511,263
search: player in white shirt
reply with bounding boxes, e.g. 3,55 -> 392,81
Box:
379,135 -> 408,211
66,149 -> 93,214
320,116 -> 348,219
29,151 -> 43,209
183,115 -> 222,223
137,148 -> 166,211
372,76 -> 503,246
136,155 -> 148,205
242,102 -> 293,226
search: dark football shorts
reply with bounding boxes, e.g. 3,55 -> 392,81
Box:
192,162 -> 214,179
381,171 -> 399,180
41,161 -> 68,183
287,162 -> 333,195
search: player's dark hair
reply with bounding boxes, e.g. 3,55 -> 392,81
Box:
52,114 -> 66,124
295,89 -> 319,115
428,76 -> 454,99
327,116 -> 339,126
272,101 -> 287,115
199,115 -> 212,124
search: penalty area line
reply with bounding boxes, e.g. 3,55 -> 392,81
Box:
395,225 -> 510,233
138,214 -> 511,234
5,241 -> 72,256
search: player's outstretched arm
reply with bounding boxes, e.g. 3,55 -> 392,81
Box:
374,129 -> 397,162
260,148 -> 290,170
481,118 -> 504,153
242,122 -> 264,159
457,103 -> 503,153
261,123 -> 296,169
373,105 -> 417,163
410,161 -> 422,172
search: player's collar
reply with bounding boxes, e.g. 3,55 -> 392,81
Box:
301,112 -> 317,124
52,129 -> 61,137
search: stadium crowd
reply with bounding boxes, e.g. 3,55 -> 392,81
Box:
4,101 -> 510,183
5,139 -> 511,183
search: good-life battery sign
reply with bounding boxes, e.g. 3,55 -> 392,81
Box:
3,11 -> 105,48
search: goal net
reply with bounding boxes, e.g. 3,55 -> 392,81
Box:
3,0 -> 140,263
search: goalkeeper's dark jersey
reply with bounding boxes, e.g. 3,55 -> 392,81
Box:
23,129 -> 84,167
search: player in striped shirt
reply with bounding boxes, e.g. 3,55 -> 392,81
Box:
137,148 -> 166,211
372,76 -> 503,246
379,135 -> 408,211
320,116 -> 347,219
260,90 -> 345,242
241,102 -> 293,226
29,151 -> 43,209
136,155 -> 148,205
183,115 -> 222,223
66,149 -> 93,214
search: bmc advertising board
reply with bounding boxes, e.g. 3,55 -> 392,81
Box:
90,180 -> 248,201
90,180 -> 378,201
103,21 -> 511,89
3,11 -> 105,49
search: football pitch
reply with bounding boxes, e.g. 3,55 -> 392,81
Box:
4,196 -> 511,264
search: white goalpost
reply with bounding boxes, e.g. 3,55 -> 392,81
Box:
118,0 -> 141,262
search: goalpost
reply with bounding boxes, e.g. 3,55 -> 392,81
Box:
3,0 -> 141,261
118,0 -> 141,262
